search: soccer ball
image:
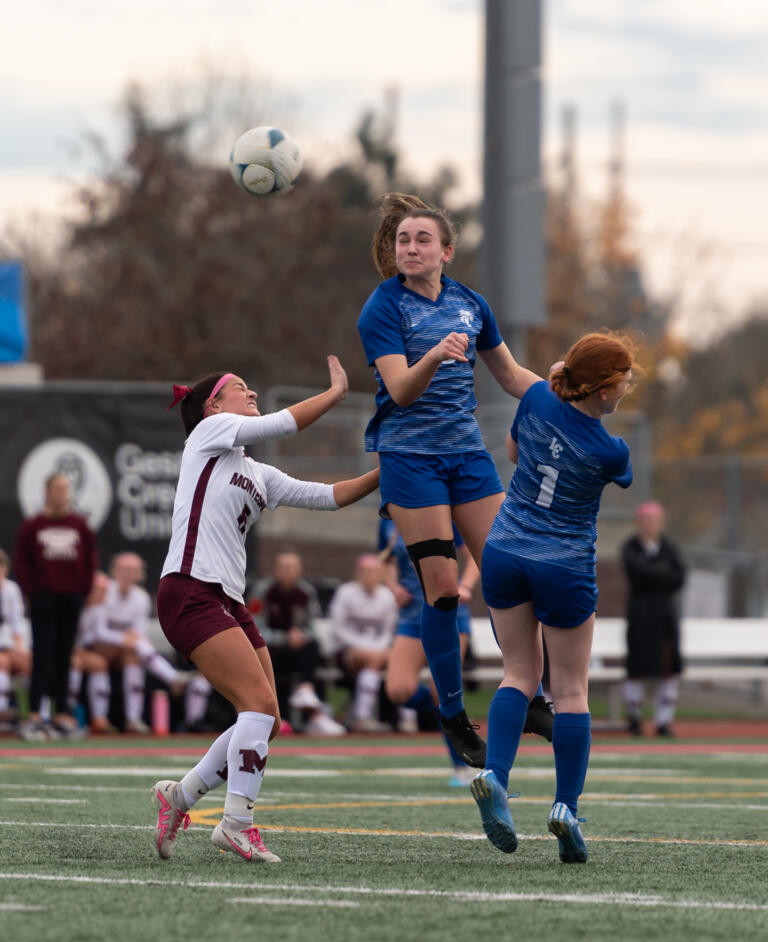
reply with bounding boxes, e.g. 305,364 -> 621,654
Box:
229,126 -> 303,197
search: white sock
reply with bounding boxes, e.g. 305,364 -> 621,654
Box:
184,725 -> 236,802
87,671 -> 111,721
353,668 -> 381,722
185,674 -> 212,726
123,664 -> 145,722
67,668 -> 82,711
623,679 -> 644,719
654,677 -> 679,727
0,671 -> 10,712
223,711 -> 274,822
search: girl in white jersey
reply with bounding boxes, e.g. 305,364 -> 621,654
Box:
151,357 -> 379,864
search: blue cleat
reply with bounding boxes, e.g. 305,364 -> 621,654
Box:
547,801 -> 588,863
470,769 -> 518,853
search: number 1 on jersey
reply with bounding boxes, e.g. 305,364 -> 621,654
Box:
535,464 -> 559,508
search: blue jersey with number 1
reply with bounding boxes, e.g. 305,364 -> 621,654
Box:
487,381 -> 632,574
357,274 -> 502,454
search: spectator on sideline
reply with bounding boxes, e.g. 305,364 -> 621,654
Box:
329,554 -> 398,732
250,551 -> 345,736
69,573 -> 114,733
14,473 -> 97,740
78,551 -> 189,734
622,501 -> 687,737
0,548 -> 31,733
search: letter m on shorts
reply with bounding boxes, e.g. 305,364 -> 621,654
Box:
238,749 -> 267,775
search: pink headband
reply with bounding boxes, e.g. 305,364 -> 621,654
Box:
209,373 -> 235,400
202,373 -> 235,418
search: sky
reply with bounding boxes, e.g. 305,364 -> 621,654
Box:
1,0 -> 767,342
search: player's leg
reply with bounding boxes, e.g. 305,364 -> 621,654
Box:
544,616 -> 594,863
470,600 -> 540,854
453,492 -> 553,741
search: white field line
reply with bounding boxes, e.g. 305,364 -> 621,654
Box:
228,896 -> 360,908
0,902 -> 44,911
1,819 -> 767,847
0,798 -> 86,804
0,872 -> 767,913
2,781 -> 767,812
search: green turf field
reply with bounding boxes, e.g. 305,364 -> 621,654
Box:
1,734 -> 767,942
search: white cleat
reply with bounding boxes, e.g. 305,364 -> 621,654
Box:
212,816 -> 281,863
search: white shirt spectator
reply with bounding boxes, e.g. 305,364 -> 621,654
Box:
330,581 -> 398,654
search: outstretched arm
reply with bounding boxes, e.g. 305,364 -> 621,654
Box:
479,342 -> 541,400
286,355 -> 349,430
332,467 -> 380,508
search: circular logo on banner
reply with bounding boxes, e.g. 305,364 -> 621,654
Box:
17,438 -> 113,530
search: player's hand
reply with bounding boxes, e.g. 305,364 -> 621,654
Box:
392,584 -> 413,607
287,626 -> 306,649
327,355 -> 348,400
433,332 -> 469,364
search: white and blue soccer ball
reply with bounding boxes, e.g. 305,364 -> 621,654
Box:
229,126 -> 303,197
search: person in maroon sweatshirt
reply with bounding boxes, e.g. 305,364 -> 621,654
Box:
14,473 -> 98,739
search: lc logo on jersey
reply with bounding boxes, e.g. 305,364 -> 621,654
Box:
549,437 -> 563,459
458,309 -> 474,328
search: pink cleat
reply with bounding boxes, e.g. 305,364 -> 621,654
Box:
151,780 -> 190,859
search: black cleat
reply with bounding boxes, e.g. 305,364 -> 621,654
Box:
523,695 -> 555,742
440,709 -> 487,768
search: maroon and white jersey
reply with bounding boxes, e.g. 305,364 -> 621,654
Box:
104,581 -> 151,635
329,581 -> 398,653
0,578 -> 25,649
162,411 -> 337,603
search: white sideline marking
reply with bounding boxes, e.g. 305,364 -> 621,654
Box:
2,819 -> 766,848
1,798 -> 86,805
229,896 -> 360,908
0,873 -> 766,913
0,902 -> 44,911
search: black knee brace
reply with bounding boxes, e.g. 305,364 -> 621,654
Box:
433,594 -> 459,611
406,538 -> 458,598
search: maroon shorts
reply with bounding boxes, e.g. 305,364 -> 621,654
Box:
157,573 -> 266,661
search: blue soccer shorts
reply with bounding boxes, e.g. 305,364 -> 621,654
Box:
379,450 -> 503,514
481,542 -> 597,629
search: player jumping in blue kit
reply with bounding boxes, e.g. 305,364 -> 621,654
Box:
469,331 -> 637,864
357,193 -> 551,767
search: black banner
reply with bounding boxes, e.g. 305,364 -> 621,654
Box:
1,383 -> 188,594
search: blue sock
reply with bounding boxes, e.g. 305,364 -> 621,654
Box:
419,603 -> 463,718
402,684 -> 435,713
553,712 -> 591,816
442,730 -> 465,767
485,686 -> 529,793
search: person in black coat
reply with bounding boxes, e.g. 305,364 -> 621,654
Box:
622,501 -> 686,736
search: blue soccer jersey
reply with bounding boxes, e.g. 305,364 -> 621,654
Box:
357,275 -> 503,454
487,381 -> 632,574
